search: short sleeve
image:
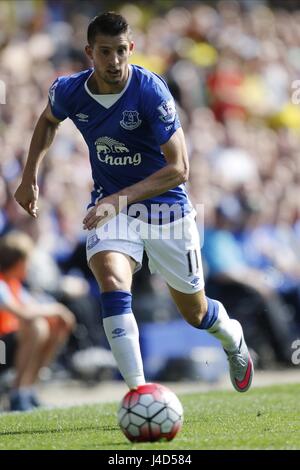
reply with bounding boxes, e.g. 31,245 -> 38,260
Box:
0,281 -> 14,307
202,230 -> 245,276
19,287 -> 35,305
143,75 -> 181,146
48,78 -> 69,121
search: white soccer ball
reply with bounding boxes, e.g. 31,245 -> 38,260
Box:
117,383 -> 184,442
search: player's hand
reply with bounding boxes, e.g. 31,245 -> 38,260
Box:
83,194 -> 126,230
14,180 -> 39,218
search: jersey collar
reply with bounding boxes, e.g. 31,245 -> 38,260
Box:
84,65 -> 133,109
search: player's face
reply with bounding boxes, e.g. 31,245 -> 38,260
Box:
86,33 -> 134,91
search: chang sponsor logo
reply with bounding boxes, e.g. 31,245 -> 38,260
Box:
95,137 -> 141,166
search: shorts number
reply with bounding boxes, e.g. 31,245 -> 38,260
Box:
186,250 -> 199,275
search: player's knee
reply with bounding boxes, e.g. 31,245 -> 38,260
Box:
101,274 -> 128,292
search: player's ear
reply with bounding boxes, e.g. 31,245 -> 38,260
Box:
129,41 -> 135,55
85,44 -> 93,61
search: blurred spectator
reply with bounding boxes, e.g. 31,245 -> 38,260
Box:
1,0 -> 300,370
202,198 -> 298,368
0,231 -> 75,411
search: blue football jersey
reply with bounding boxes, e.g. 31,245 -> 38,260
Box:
48,65 -> 192,222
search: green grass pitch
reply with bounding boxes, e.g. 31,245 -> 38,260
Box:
0,383 -> 299,450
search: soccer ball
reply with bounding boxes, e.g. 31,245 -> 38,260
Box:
117,383 -> 183,442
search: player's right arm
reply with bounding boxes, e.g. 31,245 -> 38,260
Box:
14,103 -> 62,217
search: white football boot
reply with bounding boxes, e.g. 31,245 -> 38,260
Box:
225,321 -> 254,392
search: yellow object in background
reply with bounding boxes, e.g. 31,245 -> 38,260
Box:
269,103 -> 300,130
130,52 -> 166,75
186,42 -> 218,68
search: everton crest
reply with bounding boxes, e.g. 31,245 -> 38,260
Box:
120,110 -> 142,130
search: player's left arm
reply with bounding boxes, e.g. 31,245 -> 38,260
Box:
82,127 -> 189,230
121,127 -> 189,201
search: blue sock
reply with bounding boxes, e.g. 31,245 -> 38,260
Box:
197,297 -> 219,329
101,290 -> 132,318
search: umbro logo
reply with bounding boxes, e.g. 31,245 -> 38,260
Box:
111,328 -> 126,339
87,233 -> 100,250
190,277 -> 201,287
76,113 -> 89,122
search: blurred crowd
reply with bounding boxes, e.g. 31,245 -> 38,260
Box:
1,0 -> 300,373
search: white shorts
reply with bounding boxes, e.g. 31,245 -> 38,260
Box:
86,210 -> 204,294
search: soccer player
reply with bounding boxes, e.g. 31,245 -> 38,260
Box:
14,12 -> 253,392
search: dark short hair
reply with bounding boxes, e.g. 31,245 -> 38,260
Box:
87,12 -> 131,45
0,231 -> 33,272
